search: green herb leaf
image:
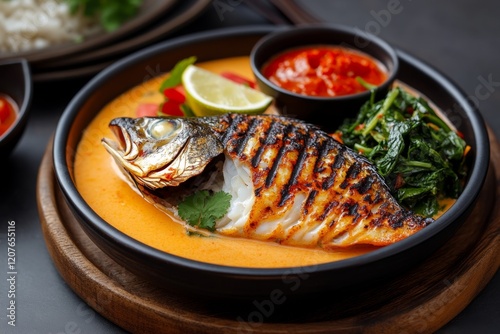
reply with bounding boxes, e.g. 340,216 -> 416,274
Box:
180,103 -> 196,117
377,122 -> 412,176
64,0 -> 142,32
362,88 -> 399,136
159,56 -> 197,92
177,190 -> 232,231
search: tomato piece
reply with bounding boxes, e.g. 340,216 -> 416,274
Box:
306,49 -> 322,69
0,98 -> 9,123
0,124 -> 9,136
160,100 -> 184,117
0,96 -> 17,136
136,103 -> 159,117
394,173 -> 405,190
163,87 -> 186,104
220,72 -> 256,88
174,85 -> 185,96
355,123 -> 365,131
330,132 -> 343,144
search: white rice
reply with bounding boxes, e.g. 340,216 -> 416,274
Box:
0,0 -> 102,53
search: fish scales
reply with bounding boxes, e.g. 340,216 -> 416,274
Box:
102,114 -> 433,250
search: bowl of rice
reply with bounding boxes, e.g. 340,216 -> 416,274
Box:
0,0 -> 177,62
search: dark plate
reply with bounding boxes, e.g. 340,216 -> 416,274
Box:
0,0 -> 178,64
31,0 -> 211,82
53,26 -> 489,300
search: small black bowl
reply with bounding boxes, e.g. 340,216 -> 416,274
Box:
251,24 -> 399,130
0,59 -> 32,157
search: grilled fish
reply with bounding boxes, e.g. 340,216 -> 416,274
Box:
102,114 -> 433,249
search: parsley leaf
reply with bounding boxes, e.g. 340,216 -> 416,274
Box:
177,191 -> 231,232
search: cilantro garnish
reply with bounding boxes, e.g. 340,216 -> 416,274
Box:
177,191 -> 232,232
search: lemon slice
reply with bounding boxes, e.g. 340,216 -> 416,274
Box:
182,65 -> 273,116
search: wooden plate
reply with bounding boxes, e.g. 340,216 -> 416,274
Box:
37,126 -> 500,333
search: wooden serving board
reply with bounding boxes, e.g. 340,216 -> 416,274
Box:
37,130 -> 500,334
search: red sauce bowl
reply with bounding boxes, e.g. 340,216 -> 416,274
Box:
251,24 -> 399,131
0,59 -> 32,157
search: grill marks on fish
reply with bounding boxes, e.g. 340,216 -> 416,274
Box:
280,131 -> 314,207
340,162 -> 361,189
210,114 -> 432,248
264,124 -> 292,189
218,115 -> 314,207
358,176 -> 378,196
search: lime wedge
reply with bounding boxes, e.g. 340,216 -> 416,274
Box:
182,65 -> 273,116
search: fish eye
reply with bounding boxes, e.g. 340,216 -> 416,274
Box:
149,119 -> 180,140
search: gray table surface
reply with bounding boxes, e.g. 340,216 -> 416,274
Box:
1,1 -> 499,333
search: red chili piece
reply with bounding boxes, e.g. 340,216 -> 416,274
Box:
0,96 -> 17,136
220,72 -> 257,88
161,100 -> 184,117
163,87 -> 186,104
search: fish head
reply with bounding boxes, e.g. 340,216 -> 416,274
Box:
102,117 -> 223,189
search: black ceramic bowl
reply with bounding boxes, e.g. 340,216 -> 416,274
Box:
0,59 -> 32,157
53,26 -> 489,300
251,24 -> 399,130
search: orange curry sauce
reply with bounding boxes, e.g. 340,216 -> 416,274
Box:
262,46 -> 387,97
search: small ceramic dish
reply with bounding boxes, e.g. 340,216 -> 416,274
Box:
0,59 -> 32,157
53,26 -> 488,300
251,24 -> 399,130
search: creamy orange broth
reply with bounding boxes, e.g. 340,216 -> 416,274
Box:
74,57 -> 450,268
